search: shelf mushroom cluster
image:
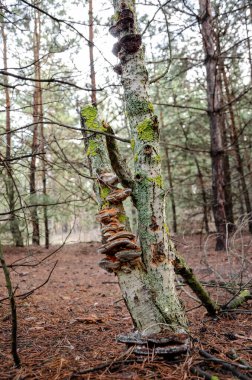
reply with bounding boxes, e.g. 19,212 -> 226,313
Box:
97,185 -> 141,273
109,5 -> 142,69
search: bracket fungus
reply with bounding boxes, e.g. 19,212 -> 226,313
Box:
113,64 -> 123,75
98,173 -> 119,187
117,331 -> 189,356
112,34 -> 142,57
109,7 -> 134,38
97,177 -> 141,273
106,188 -> 132,204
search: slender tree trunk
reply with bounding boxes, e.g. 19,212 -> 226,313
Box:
199,0 -> 227,250
30,6 -> 40,245
164,147 -> 177,234
172,94 -> 209,234
221,65 -> 252,233
36,13 -> 49,248
39,77 -> 49,247
1,21 -> 23,246
157,98 -> 178,234
222,115 -> 234,230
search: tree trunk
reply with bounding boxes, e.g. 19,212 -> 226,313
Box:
164,147 -> 177,234
81,108 -> 187,345
1,20 -> 23,247
221,65 -> 252,233
30,6 -> 40,245
199,0 -> 227,250
111,0 -> 187,330
157,101 -> 178,234
173,94 -> 209,234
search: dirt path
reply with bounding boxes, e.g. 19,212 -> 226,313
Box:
0,236 -> 251,379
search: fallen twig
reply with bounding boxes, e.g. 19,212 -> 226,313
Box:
190,365 -> 217,379
199,350 -> 251,380
72,358 -> 144,375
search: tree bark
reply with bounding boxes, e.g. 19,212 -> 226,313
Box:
199,0 -> 227,250
1,20 -> 23,247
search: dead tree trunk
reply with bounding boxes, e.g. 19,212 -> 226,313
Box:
199,0 -> 227,250
1,20 -> 23,247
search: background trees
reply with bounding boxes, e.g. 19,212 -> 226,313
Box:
0,0 -> 251,248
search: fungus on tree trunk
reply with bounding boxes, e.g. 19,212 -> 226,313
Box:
97,184 -> 141,272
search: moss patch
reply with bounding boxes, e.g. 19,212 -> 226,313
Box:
148,175 -> 163,188
100,187 -> 110,200
118,213 -> 127,223
81,105 -> 105,131
164,223 -> 170,236
154,154 -> 161,164
130,139 -> 135,151
87,140 -> 98,157
148,102 -> 154,113
134,153 -> 139,162
137,118 -> 154,142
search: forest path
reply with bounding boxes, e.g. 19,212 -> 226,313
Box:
0,235 -> 251,379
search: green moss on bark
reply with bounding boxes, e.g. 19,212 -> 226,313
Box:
81,105 -> 105,131
154,154 -> 161,164
137,118 -> 154,142
130,139 -> 135,151
100,187 -> 110,200
148,175 -> 163,188
87,140 -> 98,157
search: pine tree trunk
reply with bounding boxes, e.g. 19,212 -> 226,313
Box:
30,6 -> 40,245
164,147 -> 177,234
221,66 -> 252,233
158,102 -> 178,234
1,21 -> 23,247
199,0 -> 227,250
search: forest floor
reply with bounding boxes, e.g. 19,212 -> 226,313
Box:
0,234 -> 252,379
